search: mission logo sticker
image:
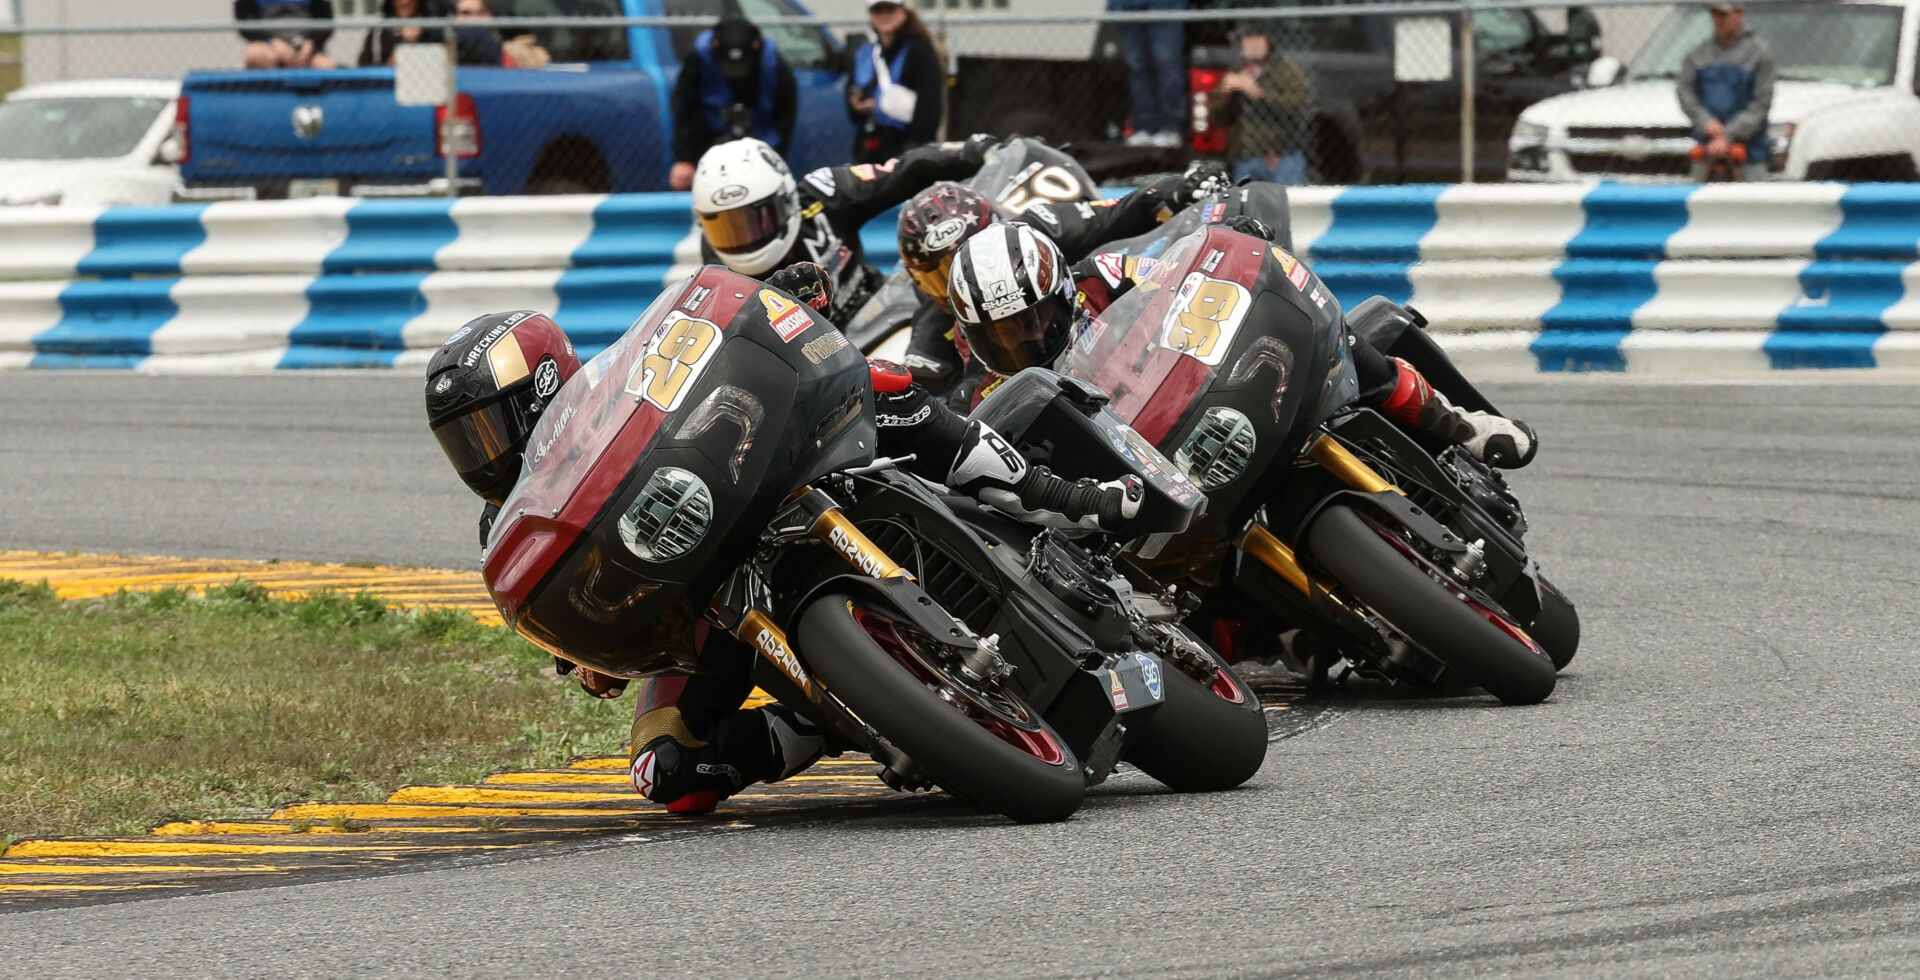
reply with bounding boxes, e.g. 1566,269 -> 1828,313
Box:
759,289 -> 813,341
1107,669 -> 1129,710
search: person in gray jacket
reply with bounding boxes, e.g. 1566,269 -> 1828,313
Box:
1677,2 -> 1774,181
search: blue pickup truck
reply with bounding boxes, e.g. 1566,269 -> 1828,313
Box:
177,0 -> 856,197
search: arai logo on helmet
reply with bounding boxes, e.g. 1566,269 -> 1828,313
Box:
922,217 -> 969,253
711,184 -> 751,207
533,356 -> 562,399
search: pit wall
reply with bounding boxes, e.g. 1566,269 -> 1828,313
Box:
3,182 -> 1917,373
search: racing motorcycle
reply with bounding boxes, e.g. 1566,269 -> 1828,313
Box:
843,136 -> 1103,354
483,266 -> 1267,824
988,225 -> 1576,705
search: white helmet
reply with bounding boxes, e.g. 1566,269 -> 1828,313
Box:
692,138 -> 799,276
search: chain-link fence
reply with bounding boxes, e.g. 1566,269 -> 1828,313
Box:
1,0 -> 1912,205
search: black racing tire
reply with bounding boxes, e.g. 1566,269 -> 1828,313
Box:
1122,638 -> 1268,792
1306,504 -> 1556,706
796,594 -> 1085,824
1532,575 -> 1580,672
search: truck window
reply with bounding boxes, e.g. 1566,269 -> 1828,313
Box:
493,0 -> 630,62
1472,8 -> 1534,57
662,0 -> 831,70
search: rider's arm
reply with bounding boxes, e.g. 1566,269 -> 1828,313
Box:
814,135 -> 996,228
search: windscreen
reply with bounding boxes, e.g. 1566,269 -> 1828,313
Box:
1632,5 -> 1899,87
0,97 -> 168,160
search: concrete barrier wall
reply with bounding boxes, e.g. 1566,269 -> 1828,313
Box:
5,183 -> 1920,373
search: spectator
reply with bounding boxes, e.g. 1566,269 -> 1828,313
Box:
1678,2 -> 1773,182
1108,0 -> 1182,147
358,0 -> 444,68
237,0 -> 338,69
848,0 -> 944,164
669,14 -> 799,191
453,0 -> 550,67
1209,23 -> 1310,185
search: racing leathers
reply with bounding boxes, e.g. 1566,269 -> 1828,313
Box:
700,135 -> 998,326
905,163 -> 1232,390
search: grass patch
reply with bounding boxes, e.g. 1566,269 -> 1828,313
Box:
0,578 -> 628,841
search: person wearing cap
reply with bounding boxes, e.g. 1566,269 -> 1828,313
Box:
1209,23 -> 1311,186
669,13 -> 799,191
848,0 -> 945,164
1678,2 -> 1774,181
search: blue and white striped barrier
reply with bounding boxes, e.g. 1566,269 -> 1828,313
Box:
0,194 -> 905,372
6,183 -> 1920,373
1287,183 -> 1920,373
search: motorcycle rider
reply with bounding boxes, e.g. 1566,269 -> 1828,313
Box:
893,164 -> 1232,390
944,222 -> 1539,469
690,133 -> 999,326
425,275 -> 1141,815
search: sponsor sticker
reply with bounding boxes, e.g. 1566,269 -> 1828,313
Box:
682,285 -> 712,312
800,329 -> 850,365
1203,202 -> 1226,223
1107,669 -> 1130,710
461,311 -> 532,369
528,402 -> 575,466
1201,248 -> 1225,273
754,626 -> 811,691
1288,262 -> 1311,291
760,289 -> 813,342
711,183 -> 750,207
1133,652 -> 1164,700
433,374 -> 453,393
532,355 -> 562,398
1270,246 -> 1298,276
444,324 -> 473,346
922,217 -> 969,252
1309,283 -> 1332,310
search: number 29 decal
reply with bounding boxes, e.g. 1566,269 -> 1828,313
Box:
627,312 -> 722,412
1160,272 -> 1251,366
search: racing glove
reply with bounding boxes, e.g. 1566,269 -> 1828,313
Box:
1175,161 -> 1232,204
947,419 -> 1144,533
765,261 -> 833,313
1221,214 -> 1277,242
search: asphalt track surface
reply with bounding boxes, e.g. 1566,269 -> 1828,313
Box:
4,373 -> 1919,977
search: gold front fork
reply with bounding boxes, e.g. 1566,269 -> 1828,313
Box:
1241,434 -> 1399,597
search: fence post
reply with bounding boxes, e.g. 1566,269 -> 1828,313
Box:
443,25 -> 459,197
1459,1 -> 1475,183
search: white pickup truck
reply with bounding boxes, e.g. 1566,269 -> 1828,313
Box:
1507,0 -> 1920,182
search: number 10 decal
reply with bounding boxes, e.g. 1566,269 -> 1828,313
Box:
1160,272 -> 1251,366
628,312 -> 722,412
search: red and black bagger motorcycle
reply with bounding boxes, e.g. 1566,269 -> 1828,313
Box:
989,225 -> 1575,705
482,266 -> 1267,824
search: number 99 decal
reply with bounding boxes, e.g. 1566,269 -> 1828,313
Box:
998,164 -> 1085,214
1160,273 -> 1251,367
627,312 -> 722,412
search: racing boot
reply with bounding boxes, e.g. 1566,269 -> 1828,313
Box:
1378,357 -> 1537,469
947,419 -> 1144,533
629,704 -> 828,814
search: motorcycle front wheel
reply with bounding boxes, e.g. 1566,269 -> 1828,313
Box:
1306,504 -> 1557,706
796,594 -> 1086,824
1532,574 -> 1580,671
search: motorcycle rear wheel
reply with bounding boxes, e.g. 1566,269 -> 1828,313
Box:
1306,504 -> 1557,706
796,594 -> 1086,824
1121,635 -> 1268,792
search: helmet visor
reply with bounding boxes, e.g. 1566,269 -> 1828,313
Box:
908,252 -> 956,309
961,292 -> 1075,376
432,395 -> 534,493
699,194 -> 793,255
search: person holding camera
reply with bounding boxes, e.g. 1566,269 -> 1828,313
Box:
237,0 -> 338,69
670,14 -> 799,191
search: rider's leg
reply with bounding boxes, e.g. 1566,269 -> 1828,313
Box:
1351,328 -> 1538,469
628,627 -> 827,813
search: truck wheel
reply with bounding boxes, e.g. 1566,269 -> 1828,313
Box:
526,138 -> 610,195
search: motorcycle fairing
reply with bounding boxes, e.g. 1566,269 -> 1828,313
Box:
484,266 -> 874,676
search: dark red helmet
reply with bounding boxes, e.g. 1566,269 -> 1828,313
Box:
424,310 -> 581,504
897,182 -> 999,310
